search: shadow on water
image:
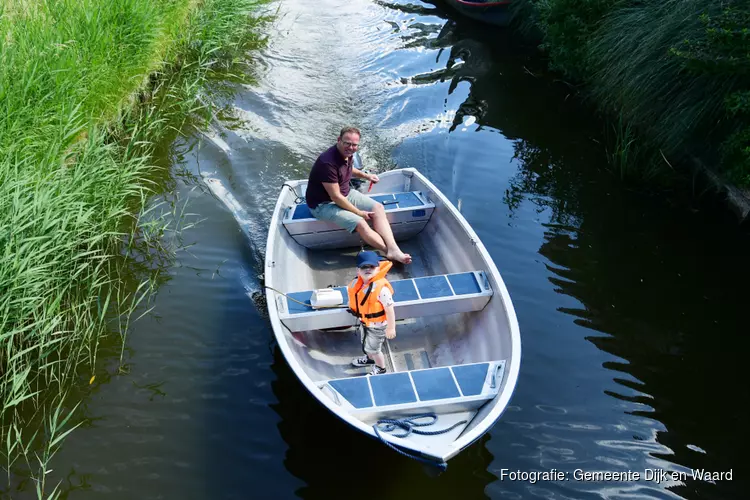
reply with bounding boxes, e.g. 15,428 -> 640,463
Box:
535,180 -> 750,499
268,344 -> 498,500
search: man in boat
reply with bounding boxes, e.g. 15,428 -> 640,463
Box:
305,127 -> 412,264
348,251 -> 396,376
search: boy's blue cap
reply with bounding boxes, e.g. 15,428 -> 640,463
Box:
356,251 -> 380,268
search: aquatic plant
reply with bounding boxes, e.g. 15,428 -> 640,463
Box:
0,0 -> 270,497
512,0 -> 750,186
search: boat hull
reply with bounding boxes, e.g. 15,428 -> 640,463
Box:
444,0 -> 512,27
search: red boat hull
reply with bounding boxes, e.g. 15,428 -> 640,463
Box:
444,0 -> 512,27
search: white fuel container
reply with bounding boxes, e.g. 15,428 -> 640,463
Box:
310,288 -> 344,309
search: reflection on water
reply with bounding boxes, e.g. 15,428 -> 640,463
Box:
30,1 -> 750,499
534,183 -> 750,499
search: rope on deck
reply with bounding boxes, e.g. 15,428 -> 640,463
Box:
372,413 -> 467,471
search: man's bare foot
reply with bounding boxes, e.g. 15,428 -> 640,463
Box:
386,250 -> 412,265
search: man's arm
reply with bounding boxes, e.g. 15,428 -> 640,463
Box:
322,182 -> 370,218
353,167 -> 378,183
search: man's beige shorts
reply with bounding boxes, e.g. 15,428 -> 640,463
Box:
310,190 -> 379,233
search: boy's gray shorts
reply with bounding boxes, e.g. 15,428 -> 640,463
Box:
359,323 -> 387,355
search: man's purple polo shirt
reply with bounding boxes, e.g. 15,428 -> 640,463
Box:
306,145 -> 352,209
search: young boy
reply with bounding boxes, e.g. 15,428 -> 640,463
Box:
348,251 -> 396,375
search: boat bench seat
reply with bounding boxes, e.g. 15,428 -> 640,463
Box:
282,191 -> 436,250
277,271 -> 493,332
318,361 -> 506,417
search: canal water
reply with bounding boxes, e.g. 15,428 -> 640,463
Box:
36,0 -> 749,498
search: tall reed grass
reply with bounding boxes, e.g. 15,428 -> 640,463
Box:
512,0 -> 750,185
0,0 -> 269,497
589,1 -> 735,161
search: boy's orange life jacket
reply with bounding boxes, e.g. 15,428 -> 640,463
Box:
347,260 -> 395,326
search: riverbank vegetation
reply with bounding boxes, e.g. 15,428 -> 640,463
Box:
0,0 -> 269,496
511,0 -> 750,187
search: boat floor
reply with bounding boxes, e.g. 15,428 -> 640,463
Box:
365,410 -> 475,449
292,310 -> 475,382
301,238 -> 450,293
295,323 -> 436,379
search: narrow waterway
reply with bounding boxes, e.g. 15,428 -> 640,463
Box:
36,1 -> 748,499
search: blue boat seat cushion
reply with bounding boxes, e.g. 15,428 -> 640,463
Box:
284,272 -> 488,315
288,191 -> 427,221
281,191 -> 436,250
278,271 -> 493,331
324,361 -> 505,415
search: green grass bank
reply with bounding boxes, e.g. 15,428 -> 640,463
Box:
510,0 -> 750,190
0,0 -> 269,495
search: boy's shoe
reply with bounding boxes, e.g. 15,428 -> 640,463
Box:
369,365 -> 387,376
352,355 -> 375,367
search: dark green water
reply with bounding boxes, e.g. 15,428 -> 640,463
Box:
31,1 -> 750,498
